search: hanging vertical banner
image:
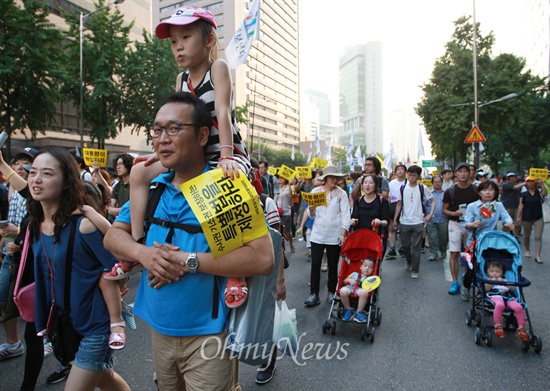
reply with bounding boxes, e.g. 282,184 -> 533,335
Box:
225,0 -> 261,69
180,168 -> 268,258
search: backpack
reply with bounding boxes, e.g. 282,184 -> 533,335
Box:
400,183 -> 426,216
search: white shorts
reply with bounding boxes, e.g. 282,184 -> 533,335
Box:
448,220 -> 467,252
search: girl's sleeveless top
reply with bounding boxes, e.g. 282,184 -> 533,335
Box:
180,68 -> 251,175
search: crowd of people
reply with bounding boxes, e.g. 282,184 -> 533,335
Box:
0,5 -> 548,391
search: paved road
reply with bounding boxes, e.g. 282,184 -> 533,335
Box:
2,229 -> 549,390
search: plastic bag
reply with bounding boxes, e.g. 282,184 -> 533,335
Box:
273,300 -> 298,357
225,227 -> 281,365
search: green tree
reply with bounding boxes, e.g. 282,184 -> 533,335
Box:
121,31 -> 179,140
416,17 -> 550,173
62,1 -> 133,149
0,0 -> 67,154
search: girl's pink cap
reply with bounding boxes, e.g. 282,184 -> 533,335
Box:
155,7 -> 217,39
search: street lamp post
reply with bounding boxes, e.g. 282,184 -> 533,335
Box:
79,0 -> 124,149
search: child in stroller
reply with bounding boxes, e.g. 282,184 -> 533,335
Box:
340,258 -> 376,323
484,260 -> 528,341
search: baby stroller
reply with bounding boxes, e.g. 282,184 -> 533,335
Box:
464,231 -> 542,352
322,229 -> 383,342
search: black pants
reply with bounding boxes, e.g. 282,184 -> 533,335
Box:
19,322 -> 44,391
310,242 -> 341,295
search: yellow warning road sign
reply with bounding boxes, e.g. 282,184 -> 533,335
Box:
464,125 -> 486,143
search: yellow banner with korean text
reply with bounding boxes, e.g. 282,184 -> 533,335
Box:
268,167 -> 278,176
310,157 -> 328,169
528,168 -> 548,181
83,148 -> 108,168
180,168 -> 268,258
295,166 -> 312,178
277,164 -> 295,180
301,191 -> 327,207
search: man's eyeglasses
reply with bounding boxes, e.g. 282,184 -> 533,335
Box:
149,122 -> 196,138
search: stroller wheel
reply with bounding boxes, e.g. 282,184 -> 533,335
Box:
465,311 -> 472,327
534,335 -> 543,353
523,340 -> 531,352
474,312 -> 481,327
369,327 -> 375,343
376,308 -> 382,326
330,320 -> 336,335
485,329 -> 493,347
361,327 -> 366,342
475,327 -> 481,345
322,321 -> 329,335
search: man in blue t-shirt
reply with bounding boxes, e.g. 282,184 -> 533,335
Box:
104,92 -> 274,390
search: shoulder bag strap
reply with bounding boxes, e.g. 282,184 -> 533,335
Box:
13,227 -> 31,297
63,216 -> 79,313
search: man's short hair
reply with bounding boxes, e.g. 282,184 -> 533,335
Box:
259,160 -> 269,168
161,92 -> 211,135
407,165 -> 422,175
365,157 -> 381,175
441,169 -> 451,176
394,164 -> 407,172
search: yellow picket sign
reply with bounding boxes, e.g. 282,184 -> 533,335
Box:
310,157 -> 329,169
268,167 -> 278,176
421,179 -> 433,189
301,191 -> 327,207
82,148 -> 108,168
529,168 -> 548,181
277,164 -> 295,180
295,166 -> 312,179
180,168 -> 268,258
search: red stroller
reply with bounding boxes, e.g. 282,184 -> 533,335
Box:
322,229 -> 383,342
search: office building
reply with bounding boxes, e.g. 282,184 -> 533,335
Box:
339,42 -> 383,155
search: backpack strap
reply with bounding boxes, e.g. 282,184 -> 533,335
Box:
143,182 -> 203,244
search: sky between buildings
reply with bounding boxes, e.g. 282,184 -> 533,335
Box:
299,0 -> 528,151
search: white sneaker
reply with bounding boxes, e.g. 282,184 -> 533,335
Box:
44,340 -> 53,358
524,251 -> 531,258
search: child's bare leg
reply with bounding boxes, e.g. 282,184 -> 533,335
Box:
356,289 -> 370,312
340,289 -> 351,309
99,276 -> 124,334
130,161 -> 165,241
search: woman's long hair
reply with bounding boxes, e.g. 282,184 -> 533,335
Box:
28,147 -> 85,242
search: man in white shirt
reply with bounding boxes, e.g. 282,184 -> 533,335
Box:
386,164 -> 407,259
393,165 -> 435,279
441,169 -> 454,191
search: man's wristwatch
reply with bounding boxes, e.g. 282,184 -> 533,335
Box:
186,252 -> 199,273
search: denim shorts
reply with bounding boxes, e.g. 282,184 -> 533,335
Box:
0,254 -> 14,303
73,333 -> 114,371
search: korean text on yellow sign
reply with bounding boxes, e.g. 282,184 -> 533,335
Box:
310,157 -> 328,169
83,148 -> 108,168
529,168 -> 548,181
268,167 -> 278,176
301,191 -> 327,207
277,164 -> 295,180
180,168 -> 268,258
296,166 -> 312,179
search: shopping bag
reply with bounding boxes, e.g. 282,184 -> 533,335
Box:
542,200 -> 550,224
273,300 -> 298,357
225,227 -> 281,365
